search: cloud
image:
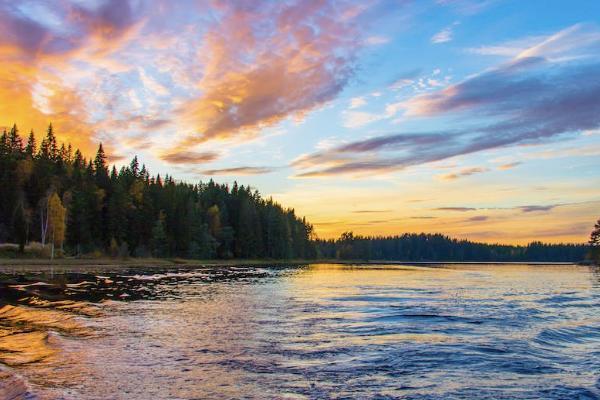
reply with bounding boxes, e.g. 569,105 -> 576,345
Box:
431,22 -> 459,44
431,27 -> 453,44
435,207 -> 476,212
467,36 -> 546,58
171,1 -> 371,149
0,1 -> 389,163
291,132 -> 457,177
466,215 -> 489,222
0,0 -> 138,58
292,24 -> 600,178
199,166 -> 275,176
138,68 -> 169,96
342,110 -> 383,128
497,162 -> 521,170
0,0 -> 145,154
519,204 -> 559,213
364,36 -> 390,46
429,202 -> 592,215
160,151 -> 220,164
531,223 -> 591,238
349,97 -> 367,109
388,68 -> 421,90
439,167 -> 488,180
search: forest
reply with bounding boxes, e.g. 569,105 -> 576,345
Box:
315,232 -> 590,262
0,123 -> 592,262
0,124 -> 316,259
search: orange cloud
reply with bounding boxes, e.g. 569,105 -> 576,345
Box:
172,1 -> 365,150
0,56 -> 95,154
200,167 -> 275,176
439,167 -> 489,181
160,151 -> 220,165
0,0 -> 144,156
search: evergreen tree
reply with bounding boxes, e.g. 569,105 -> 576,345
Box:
13,199 -> 28,254
25,130 -> 36,156
9,124 -> 23,154
0,121 -> 586,262
151,211 -> 169,257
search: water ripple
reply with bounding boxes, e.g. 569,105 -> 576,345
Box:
0,263 -> 598,399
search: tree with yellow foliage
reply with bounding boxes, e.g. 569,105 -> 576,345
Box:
48,192 -> 66,259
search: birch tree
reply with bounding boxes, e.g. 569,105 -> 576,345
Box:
48,192 -> 66,259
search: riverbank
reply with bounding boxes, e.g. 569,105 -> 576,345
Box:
0,257 -> 579,273
0,257 -> 315,273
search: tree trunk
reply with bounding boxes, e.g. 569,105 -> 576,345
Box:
40,201 -> 49,246
51,231 -> 55,260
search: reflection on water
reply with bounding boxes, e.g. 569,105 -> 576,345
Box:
0,264 -> 599,399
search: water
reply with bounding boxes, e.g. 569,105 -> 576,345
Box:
0,263 -> 599,399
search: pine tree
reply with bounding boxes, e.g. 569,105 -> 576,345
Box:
94,143 -> 108,175
66,189 -> 92,255
13,199 -> 28,254
9,124 -> 23,154
25,130 -> 36,156
39,123 -> 58,160
130,156 -> 139,178
151,211 -> 169,257
0,130 -> 8,155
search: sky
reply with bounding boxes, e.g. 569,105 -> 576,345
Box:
1,0 -> 599,244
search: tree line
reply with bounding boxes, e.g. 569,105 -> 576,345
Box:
314,232 -> 590,262
0,123 -> 593,262
0,124 -> 316,259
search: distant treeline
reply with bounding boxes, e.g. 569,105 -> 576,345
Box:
0,123 -> 591,262
0,124 -> 316,259
315,232 -> 589,262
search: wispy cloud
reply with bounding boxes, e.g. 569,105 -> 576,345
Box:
292,24 -> 600,178
161,151 -> 219,164
0,0 -> 144,152
0,0 -> 387,162
434,203 -> 570,214
439,167 -> 488,181
519,204 -> 559,213
349,97 -> 367,109
342,111 -> 384,128
199,167 -> 275,176
435,207 -> 477,212
497,162 -> 522,170
431,22 -> 459,44
466,215 -> 489,222
431,27 -> 453,44
171,1 -> 372,150
364,35 -> 390,46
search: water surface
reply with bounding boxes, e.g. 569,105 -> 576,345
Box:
0,263 -> 599,399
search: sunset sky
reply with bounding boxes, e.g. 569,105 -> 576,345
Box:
1,0 -> 599,243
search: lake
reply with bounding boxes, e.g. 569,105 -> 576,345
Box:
0,263 -> 599,399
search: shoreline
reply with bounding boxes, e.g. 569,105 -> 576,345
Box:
0,257 -> 580,273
